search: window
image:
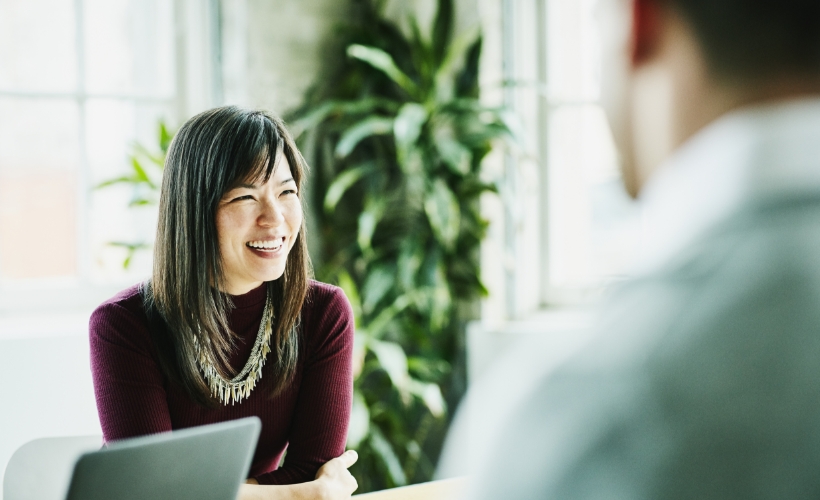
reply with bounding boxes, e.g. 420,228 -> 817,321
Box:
0,0 -> 221,317
480,0 -> 640,322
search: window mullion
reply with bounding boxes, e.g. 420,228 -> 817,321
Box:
75,0 -> 91,285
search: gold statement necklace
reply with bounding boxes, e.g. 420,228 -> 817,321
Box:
193,285 -> 273,405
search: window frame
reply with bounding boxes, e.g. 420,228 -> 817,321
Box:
0,0 -> 224,317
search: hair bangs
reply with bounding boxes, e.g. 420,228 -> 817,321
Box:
224,113 -> 284,192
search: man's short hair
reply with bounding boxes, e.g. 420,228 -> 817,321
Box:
665,0 -> 820,80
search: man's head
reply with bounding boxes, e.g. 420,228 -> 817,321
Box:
670,0 -> 820,82
598,0 -> 820,197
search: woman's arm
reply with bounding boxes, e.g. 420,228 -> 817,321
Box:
89,298 -> 173,441
256,285 -> 355,484
239,451 -> 358,500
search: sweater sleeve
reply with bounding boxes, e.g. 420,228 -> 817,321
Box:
89,300 -> 173,442
256,285 -> 354,485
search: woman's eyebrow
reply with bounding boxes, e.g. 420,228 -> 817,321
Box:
227,178 -> 294,192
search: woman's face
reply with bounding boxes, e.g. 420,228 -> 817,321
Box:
216,155 -> 302,295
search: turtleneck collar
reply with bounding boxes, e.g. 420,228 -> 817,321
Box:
229,282 -> 268,309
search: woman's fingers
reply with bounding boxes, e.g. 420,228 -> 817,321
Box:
314,451 -> 359,497
316,450 -> 358,480
337,450 -> 358,468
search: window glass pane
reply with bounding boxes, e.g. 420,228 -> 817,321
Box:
547,104 -> 635,288
512,0 -> 539,84
0,98 -> 80,172
84,0 -> 175,96
0,0 -> 78,92
0,98 -> 80,280
0,171 -> 77,279
546,0 -> 599,102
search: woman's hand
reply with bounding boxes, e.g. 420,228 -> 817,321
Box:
313,450 -> 359,499
237,451 -> 358,500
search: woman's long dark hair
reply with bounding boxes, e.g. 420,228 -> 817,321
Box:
143,106 -> 311,406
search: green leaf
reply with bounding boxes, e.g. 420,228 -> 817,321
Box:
290,99 -> 399,138
431,0 -> 454,67
369,427 -> 407,486
397,242 -> 423,291
455,37 -> 482,98
393,103 -> 428,162
433,134 -> 471,175
130,157 -> 154,187
94,176 -> 135,189
433,28 -> 480,102
290,101 -> 338,138
108,241 -> 151,251
335,116 -> 394,158
367,293 -> 415,339
408,379 -> 446,417
362,265 -> 395,315
369,339 -> 410,393
324,164 -> 373,213
159,121 -> 174,152
408,357 -> 451,381
347,44 -> 420,97
430,267 -> 452,330
424,179 -> 460,250
357,197 -> 386,253
128,198 -> 155,207
133,143 -> 165,169
108,241 -> 151,270
347,390 -> 370,448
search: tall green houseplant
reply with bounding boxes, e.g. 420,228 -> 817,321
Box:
289,0 -> 517,491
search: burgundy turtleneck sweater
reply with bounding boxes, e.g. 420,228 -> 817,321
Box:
89,280 -> 353,485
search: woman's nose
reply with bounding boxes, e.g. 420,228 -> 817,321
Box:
259,198 -> 285,226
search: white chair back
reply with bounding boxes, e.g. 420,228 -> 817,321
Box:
3,435 -> 102,500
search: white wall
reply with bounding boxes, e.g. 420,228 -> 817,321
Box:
0,317 -> 101,498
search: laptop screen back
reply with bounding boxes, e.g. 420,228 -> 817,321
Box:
65,417 -> 260,500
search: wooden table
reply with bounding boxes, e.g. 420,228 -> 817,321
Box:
353,477 -> 468,499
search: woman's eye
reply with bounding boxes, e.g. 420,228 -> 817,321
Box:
282,189 -> 297,196
232,195 -> 253,202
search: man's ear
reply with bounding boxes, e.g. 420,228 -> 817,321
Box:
630,0 -> 664,65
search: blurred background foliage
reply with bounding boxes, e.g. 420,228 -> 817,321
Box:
97,0 -> 517,492
289,0 -> 517,491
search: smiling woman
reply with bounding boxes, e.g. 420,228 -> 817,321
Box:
88,106 -> 359,499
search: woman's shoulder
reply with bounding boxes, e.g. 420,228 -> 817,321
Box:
306,279 -> 346,304
305,280 -> 354,315
89,282 -> 150,345
301,280 -> 354,340
92,282 -> 145,319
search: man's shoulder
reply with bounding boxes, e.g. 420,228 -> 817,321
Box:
588,200 -> 820,371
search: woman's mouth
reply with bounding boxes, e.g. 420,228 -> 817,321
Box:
246,237 -> 286,256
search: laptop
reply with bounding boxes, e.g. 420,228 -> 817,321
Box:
65,417 -> 260,500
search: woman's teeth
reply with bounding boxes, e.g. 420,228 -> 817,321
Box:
247,239 -> 283,250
